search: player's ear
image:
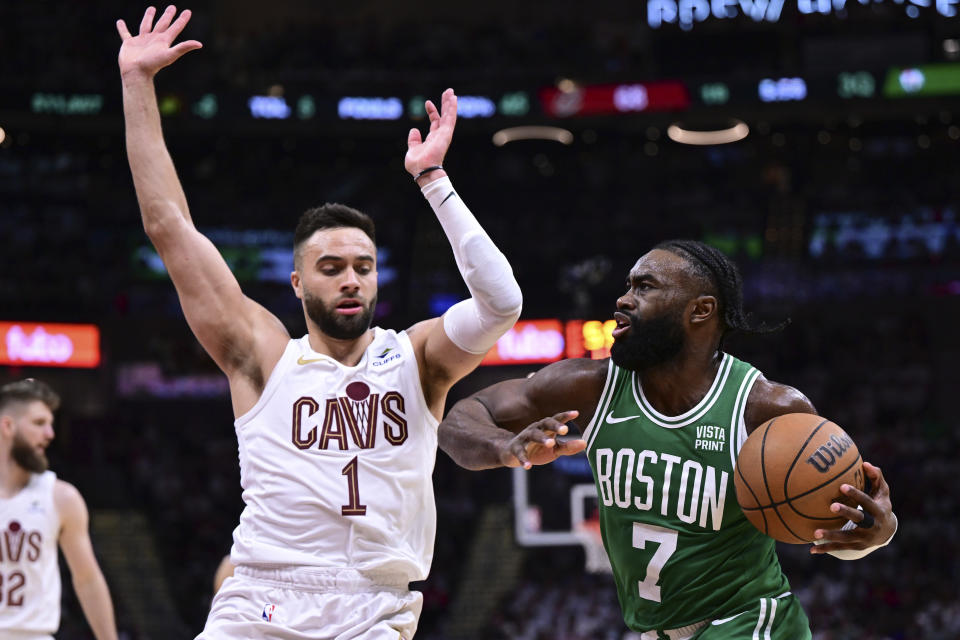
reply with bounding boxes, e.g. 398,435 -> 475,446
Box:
690,295 -> 717,325
290,270 -> 303,299
0,415 -> 13,437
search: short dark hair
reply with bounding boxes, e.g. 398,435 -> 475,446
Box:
0,378 -> 61,415
293,204 -> 376,267
654,239 -> 787,348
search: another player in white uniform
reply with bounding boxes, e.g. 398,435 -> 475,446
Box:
0,379 -> 118,640
117,6 -> 523,638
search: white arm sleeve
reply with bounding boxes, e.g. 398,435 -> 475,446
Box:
814,509 -> 898,560
421,177 -> 522,354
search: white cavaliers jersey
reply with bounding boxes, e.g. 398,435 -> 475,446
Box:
231,328 -> 439,582
0,471 -> 61,635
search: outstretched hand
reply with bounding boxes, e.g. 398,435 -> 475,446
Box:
810,461 -> 897,555
499,411 -> 587,470
405,89 -> 457,179
117,5 -> 202,79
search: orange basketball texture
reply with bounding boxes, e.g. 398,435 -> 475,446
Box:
734,413 -> 865,543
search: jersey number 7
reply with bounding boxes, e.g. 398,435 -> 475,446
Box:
632,523 -> 678,602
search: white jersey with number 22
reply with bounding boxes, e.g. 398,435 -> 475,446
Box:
0,470 -> 61,636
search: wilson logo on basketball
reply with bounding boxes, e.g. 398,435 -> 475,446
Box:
290,381 -> 408,451
805,434 -> 854,473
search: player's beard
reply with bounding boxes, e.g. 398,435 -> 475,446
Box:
303,291 -> 376,340
610,306 -> 686,372
11,431 -> 48,473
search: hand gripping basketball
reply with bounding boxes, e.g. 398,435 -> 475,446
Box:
810,461 -> 898,555
499,411 -> 587,470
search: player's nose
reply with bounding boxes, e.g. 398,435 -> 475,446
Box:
616,294 -> 635,311
339,272 -> 361,292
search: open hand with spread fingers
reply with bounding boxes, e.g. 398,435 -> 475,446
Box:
810,461 -> 898,555
499,411 -> 587,470
117,5 -> 202,80
405,89 -> 458,182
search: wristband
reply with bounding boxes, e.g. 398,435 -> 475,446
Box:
414,165 -> 443,181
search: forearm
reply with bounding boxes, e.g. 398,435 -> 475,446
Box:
120,70 -> 193,234
73,572 -> 118,640
421,176 -> 522,354
439,398 -> 516,470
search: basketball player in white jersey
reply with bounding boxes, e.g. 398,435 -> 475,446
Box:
0,379 -> 118,640
117,6 -> 522,638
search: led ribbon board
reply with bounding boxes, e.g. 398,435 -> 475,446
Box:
481,320 -> 566,366
0,322 -> 101,368
539,82 -> 690,118
883,64 -> 960,97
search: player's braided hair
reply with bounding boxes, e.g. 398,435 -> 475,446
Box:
0,378 -> 60,414
654,239 -> 788,349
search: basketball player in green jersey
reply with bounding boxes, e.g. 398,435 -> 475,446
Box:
439,240 -> 898,639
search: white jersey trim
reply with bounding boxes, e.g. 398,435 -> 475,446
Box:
729,368 -> 761,471
632,353 -> 733,429
234,338 -> 300,430
582,359 -> 616,453
235,329 -> 400,431
395,330 -> 439,430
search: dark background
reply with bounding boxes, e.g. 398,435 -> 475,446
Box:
1,1 -> 957,638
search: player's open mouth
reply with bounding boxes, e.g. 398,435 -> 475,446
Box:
335,300 -> 364,315
612,312 -> 631,338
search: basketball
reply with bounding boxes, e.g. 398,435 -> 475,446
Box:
734,413 -> 865,544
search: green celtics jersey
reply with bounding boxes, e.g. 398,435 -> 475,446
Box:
583,354 -> 792,633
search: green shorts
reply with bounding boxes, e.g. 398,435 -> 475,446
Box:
692,592 -> 810,640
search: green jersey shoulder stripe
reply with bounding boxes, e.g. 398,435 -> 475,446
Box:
582,358 -> 617,451
729,367 -> 761,470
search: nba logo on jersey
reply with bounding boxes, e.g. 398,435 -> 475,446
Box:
261,603 -> 277,622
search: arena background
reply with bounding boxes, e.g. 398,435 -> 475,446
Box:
1,1 -> 958,638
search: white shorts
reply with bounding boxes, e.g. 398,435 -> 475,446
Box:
197,565 -> 423,640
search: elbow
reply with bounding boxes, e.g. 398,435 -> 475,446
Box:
461,234 -> 523,319
141,199 -> 188,240
475,269 -> 523,323
490,276 -> 522,321
71,568 -> 104,592
438,423 -> 477,471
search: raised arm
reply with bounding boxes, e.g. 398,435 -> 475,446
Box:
55,482 -> 117,640
117,7 -> 287,409
440,358 -> 608,470
403,90 -> 523,415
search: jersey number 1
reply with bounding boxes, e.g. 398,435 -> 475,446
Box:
341,456 -> 367,516
632,523 -> 678,602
